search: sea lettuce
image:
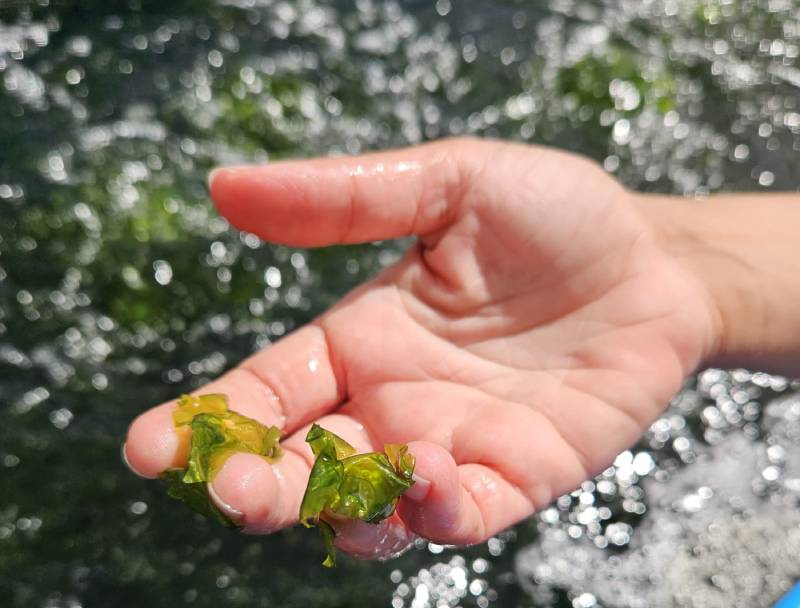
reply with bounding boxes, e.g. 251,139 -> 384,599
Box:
299,424 -> 415,567
160,399 -> 414,566
162,468 -> 238,528
161,393 -> 282,527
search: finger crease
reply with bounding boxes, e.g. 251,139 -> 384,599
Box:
281,443 -> 315,470
316,322 -> 348,402
458,482 -> 487,540
341,172 -> 359,242
530,406 -> 591,483
236,366 -> 289,426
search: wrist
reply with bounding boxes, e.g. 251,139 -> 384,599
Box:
635,192 -> 800,375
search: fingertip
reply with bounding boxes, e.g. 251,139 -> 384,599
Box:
405,440 -> 460,498
207,166 -> 244,212
208,452 -> 278,533
404,472 -> 431,502
208,450 -> 310,534
206,480 -> 244,524
207,167 -> 231,204
206,164 -> 289,240
332,514 -> 416,561
207,167 -> 222,192
397,441 -> 460,525
124,404 -> 185,478
121,442 -> 150,479
397,441 -> 484,545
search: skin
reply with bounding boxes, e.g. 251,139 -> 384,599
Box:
123,138 -> 799,559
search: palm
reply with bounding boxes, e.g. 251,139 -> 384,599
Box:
125,140 -> 716,556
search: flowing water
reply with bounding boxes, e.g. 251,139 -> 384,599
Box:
2,1 -> 800,607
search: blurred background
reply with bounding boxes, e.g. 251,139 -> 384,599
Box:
2,1 -> 800,607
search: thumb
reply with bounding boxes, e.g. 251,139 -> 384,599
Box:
208,139 -> 484,247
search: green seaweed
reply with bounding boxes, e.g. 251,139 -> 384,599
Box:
162,469 -> 240,529
299,424 -> 415,567
160,394 -> 282,525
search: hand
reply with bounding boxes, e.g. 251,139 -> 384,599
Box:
124,138 -> 719,558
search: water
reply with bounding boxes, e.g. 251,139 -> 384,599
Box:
1,1 -> 799,607
517,370 -> 800,607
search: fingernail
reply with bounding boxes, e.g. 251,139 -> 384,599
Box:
332,517 -> 416,560
206,453 -> 282,531
404,473 -> 431,502
208,481 -> 244,524
121,443 -> 153,479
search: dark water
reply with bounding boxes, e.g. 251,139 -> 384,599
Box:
2,1 -> 800,607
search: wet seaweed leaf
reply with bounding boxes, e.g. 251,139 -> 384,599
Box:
384,443 -> 415,480
162,469 -> 239,529
318,520 -> 338,568
299,424 -> 415,566
172,393 -> 229,426
161,394 -> 282,524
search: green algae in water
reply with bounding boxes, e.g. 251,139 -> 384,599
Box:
299,424 -> 415,567
161,394 -> 283,528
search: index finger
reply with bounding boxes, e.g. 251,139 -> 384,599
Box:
208,138 -> 488,247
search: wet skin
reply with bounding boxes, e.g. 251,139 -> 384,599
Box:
124,138 -> 718,558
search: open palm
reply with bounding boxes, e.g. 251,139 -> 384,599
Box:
125,139 -> 717,558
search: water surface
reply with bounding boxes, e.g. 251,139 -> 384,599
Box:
2,1 -> 800,607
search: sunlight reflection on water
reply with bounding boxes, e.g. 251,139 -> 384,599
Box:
2,1 -> 800,607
